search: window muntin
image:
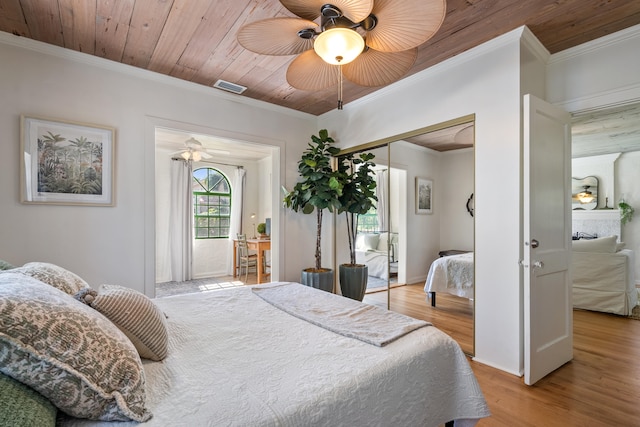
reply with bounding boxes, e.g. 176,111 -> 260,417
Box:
193,168 -> 231,239
356,206 -> 378,233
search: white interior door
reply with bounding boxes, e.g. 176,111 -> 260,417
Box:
523,94 -> 573,385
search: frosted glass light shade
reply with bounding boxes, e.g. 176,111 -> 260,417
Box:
314,28 -> 364,65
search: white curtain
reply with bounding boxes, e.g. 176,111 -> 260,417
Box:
376,169 -> 389,232
169,158 -> 193,282
227,167 -> 246,275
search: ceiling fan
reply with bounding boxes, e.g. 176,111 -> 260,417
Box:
171,138 -> 213,162
237,0 -> 447,109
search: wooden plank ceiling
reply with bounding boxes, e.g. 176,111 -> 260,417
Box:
1,0 -> 639,116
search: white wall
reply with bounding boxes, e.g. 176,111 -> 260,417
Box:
547,25 -> 640,113
0,32 -> 318,295
617,151 -> 640,284
439,148 -> 475,252
389,142 -> 442,284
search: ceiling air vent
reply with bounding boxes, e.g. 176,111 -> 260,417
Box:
213,79 -> 247,95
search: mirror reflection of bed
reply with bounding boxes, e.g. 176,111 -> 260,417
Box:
353,116 -> 476,356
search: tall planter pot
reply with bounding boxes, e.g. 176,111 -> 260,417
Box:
339,264 -> 368,301
301,268 -> 334,293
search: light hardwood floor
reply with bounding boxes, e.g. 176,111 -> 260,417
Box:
364,284 -> 640,426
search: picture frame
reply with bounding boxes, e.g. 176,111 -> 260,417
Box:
416,177 -> 433,214
20,115 -> 115,206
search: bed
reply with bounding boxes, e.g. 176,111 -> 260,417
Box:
355,232 -> 398,280
424,252 -> 474,306
0,262 -> 489,427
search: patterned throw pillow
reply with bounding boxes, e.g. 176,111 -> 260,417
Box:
78,284 -> 169,361
0,273 -> 151,422
10,262 -> 89,295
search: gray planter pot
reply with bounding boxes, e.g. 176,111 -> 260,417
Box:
339,264 -> 368,301
301,268 -> 334,293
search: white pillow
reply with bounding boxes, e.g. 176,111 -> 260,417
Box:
376,232 -> 389,251
572,235 -> 618,253
356,233 -> 379,251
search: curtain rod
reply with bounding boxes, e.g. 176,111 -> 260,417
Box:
171,157 -> 243,168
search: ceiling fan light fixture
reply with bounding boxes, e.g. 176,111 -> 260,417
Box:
314,28 -> 364,65
577,186 -> 595,204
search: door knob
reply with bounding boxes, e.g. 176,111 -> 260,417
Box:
533,261 -> 544,269
528,239 -> 539,248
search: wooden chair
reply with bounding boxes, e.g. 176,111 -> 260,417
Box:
237,234 -> 258,282
262,250 -> 271,280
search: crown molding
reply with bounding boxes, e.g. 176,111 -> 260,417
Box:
0,31 -> 315,121
549,23 -> 640,64
338,26 -> 531,113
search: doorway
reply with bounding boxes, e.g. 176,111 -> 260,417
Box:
153,125 -> 280,295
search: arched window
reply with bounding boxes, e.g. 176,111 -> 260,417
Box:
193,167 -> 231,239
357,206 -> 379,233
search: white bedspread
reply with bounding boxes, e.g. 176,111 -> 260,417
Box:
424,252 -> 474,299
356,249 -> 390,279
59,282 -> 489,427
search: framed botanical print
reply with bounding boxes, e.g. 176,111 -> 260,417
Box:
416,177 -> 433,214
20,115 -> 115,206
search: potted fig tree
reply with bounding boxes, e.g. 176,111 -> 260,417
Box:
283,129 -> 343,292
336,151 -> 377,301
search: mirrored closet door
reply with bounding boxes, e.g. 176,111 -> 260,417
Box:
337,115 -> 476,356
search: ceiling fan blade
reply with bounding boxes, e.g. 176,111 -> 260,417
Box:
365,0 -> 446,52
280,0 -> 373,23
184,137 -> 203,149
238,18 -> 317,56
286,50 -> 339,91
342,47 -> 417,87
199,151 -> 213,159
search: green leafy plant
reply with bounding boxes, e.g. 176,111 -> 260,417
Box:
619,200 -> 634,225
336,152 -> 377,265
283,129 -> 343,271
256,223 -> 266,234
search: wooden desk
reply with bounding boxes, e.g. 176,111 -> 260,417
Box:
233,238 -> 271,283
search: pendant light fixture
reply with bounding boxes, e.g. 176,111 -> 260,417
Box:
313,28 -> 365,65
577,186 -> 595,204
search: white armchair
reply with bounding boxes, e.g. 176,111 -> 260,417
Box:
572,235 -> 637,316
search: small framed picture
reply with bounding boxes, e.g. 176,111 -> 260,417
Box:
20,115 -> 115,206
416,177 -> 433,214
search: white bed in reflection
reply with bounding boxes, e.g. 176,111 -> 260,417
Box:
424,252 -> 474,306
